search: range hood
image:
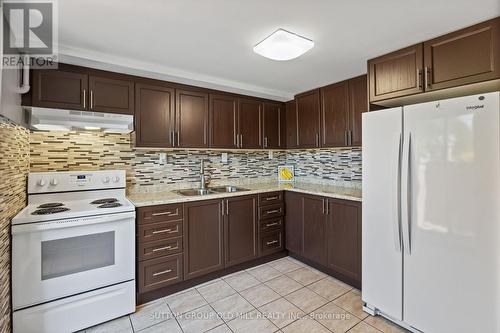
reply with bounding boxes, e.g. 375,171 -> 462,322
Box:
25,107 -> 134,133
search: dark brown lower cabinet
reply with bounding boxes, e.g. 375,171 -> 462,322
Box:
284,191 -> 303,254
285,192 -> 361,287
302,195 -> 327,265
138,253 -> 183,293
224,195 -> 258,267
326,199 -> 361,282
184,200 -> 224,280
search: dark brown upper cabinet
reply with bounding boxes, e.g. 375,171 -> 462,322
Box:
209,94 -> 238,149
296,89 -> 321,148
262,102 -> 282,149
184,199 -> 224,280
368,17 -> 500,104
238,98 -> 262,149
285,100 -> 297,149
321,81 -> 349,147
135,83 -> 174,148
348,75 -> 368,146
368,44 -> 424,102
423,17 -> 500,91
326,199 -> 361,283
32,68 -> 88,110
88,75 -> 134,114
175,90 -> 209,148
30,66 -> 134,114
224,195 -> 258,267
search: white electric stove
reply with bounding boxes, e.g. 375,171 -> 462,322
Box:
12,170 -> 136,333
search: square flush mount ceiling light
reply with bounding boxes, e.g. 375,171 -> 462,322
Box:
253,29 -> 314,61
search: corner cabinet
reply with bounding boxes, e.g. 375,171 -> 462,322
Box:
284,191 -> 362,288
368,17 -> 500,104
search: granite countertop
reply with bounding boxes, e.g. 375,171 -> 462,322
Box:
127,181 -> 361,207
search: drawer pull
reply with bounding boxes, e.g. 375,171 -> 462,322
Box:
266,240 -> 278,246
265,196 -> 279,201
152,245 -> 177,252
152,269 -> 172,277
152,210 -> 177,217
265,222 -> 279,227
152,228 -> 175,234
266,209 -> 281,214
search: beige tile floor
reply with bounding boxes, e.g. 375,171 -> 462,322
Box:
84,257 -> 410,333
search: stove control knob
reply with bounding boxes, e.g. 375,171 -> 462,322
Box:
50,179 -> 58,186
102,177 -> 110,184
38,179 -> 46,186
112,176 -> 120,183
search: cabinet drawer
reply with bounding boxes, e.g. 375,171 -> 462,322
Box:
259,229 -> 284,256
258,191 -> 283,206
259,203 -> 284,219
138,204 -> 183,224
138,253 -> 183,293
259,217 -> 283,233
138,237 -> 183,261
138,220 -> 183,243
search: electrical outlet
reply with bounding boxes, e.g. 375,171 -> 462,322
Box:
268,150 -> 274,159
221,152 -> 228,163
159,152 -> 167,165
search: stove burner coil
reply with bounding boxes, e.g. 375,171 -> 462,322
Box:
91,198 -> 118,205
31,207 -> 70,215
97,202 -> 122,208
37,203 -> 64,208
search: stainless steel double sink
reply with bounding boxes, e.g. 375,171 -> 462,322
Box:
173,186 -> 249,197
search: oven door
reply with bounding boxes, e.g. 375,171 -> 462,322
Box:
12,211 -> 135,310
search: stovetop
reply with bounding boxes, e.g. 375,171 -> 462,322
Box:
13,196 -> 135,225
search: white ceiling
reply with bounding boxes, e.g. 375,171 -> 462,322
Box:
58,0 -> 500,101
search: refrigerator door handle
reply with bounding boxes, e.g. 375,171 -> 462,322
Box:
392,133 -> 403,252
402,132 -> 412,254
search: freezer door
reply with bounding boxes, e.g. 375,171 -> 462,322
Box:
402,92 -> 500,333
362,107 -> 403,321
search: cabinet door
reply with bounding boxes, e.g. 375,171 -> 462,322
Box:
238,98 -> 262,149
262,102 -> 282,149
348,75 -> 368,146
285,192 -> 303,254
209,94 -> 237,148
296,89 -> 321,148
285,100 -> 297,148
326,200 -> 361,283
368,44 -> 424,102
225,195 -> 258,267
184,200 -> 224,280
88,75 -> 134,114
135,83 -> 174,148
423,17 -> 500,91
302,195 -> 326,265
175,90 -> 209,148
32,68 -> 88,110
321,81 -> 349,147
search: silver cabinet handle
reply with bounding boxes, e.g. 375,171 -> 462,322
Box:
264,137 -> 268,148
265,222 -> 279,227
325,200 -> 329,215
90,90 -> 94,109
83,89 -> 86,109
266,209 -> 281,214
240,134 -> 243,148
152,228 -> 175,235
226,199 -> 229,215
265,196 -> 279,201
266,240 -> 278,246
176,132 -> 180,146
316,133 -> 320,147
152,210 -> 177,217
424,67 -> 431,89
221,200 -> 224,216
417,68 -> 423,90
235,134 -> 239,148
152,269 -> 172,277
152,245 -> 177,252
349,130 -> 353,146
322,199 -> 325,215
171,132 -> 175,147
344,131 -> 348,146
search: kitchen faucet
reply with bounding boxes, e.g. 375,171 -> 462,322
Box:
199,159 -> 210,190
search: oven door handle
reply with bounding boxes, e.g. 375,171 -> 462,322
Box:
11,211 -> 136,234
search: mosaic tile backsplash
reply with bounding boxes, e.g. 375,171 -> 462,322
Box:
29,131 -> 362,193
0,115 -> 29,333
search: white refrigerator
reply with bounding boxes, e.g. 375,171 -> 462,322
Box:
362,92 -> 500,333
